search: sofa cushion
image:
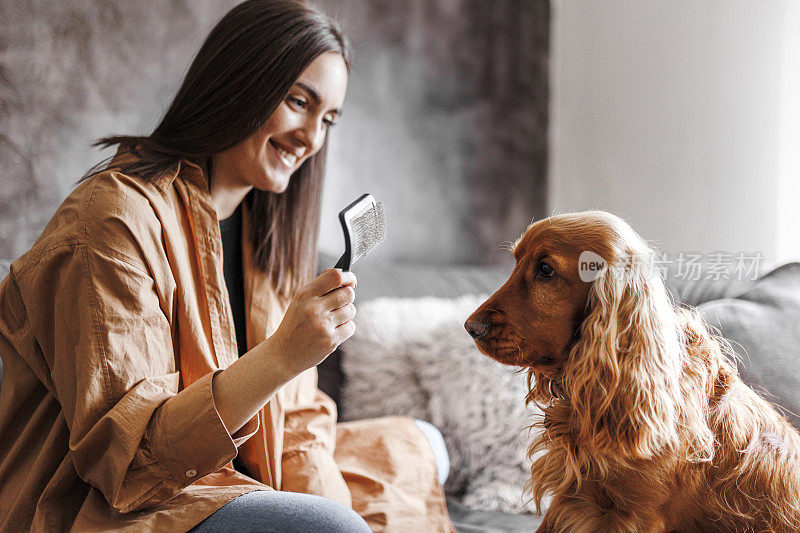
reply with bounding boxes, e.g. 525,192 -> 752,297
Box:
663,266 -> 758,307
697,263 -> 800,429
447,498 -> 543,532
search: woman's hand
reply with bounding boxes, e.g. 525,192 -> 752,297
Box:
212,269 -> 356,435
268,268 -> 357,379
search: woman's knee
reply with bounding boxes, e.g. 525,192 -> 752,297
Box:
192,490 -> 371,533
294,493 -> 371,533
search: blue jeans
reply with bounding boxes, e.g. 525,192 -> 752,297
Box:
190,491 -> 371,533
192,420 -> 449,532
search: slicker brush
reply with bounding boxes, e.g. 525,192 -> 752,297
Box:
334,193 -> 387,271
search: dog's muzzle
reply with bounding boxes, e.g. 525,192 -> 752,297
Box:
465,317 -> 491,339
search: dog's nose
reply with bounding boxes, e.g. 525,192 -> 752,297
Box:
465,317 -> 490,339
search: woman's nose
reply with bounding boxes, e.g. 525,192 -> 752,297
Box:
294,118 -> 325,153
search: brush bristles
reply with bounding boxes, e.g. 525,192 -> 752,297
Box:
351,202 -> 386,261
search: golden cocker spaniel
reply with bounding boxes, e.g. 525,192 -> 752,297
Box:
465,211 -> 800,532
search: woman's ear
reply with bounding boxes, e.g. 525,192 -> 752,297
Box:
564,255 -> 682,459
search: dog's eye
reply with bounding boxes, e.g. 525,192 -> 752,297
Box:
537,261 -> 555,279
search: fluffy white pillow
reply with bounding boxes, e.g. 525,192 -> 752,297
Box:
341,295 -> 542,514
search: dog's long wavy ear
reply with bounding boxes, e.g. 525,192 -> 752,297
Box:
564,253 -> 683,459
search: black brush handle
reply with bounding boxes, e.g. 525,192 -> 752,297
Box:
333,193 -> 374,272
334,253 -> 350,271
334,199 -> 355,271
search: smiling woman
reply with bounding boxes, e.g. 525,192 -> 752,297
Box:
0,1 -> 452,532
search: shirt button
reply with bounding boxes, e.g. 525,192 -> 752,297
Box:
185,469 -> 197,478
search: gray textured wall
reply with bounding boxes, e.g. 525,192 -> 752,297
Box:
0,0 -> 548,266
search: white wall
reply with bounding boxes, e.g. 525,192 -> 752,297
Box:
777,0 -> 800,264
549,0 -> 799,266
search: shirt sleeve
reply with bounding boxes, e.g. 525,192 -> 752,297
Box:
41,243 -> 255,514
279,378 -> 352,507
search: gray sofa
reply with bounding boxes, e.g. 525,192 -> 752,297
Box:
3,257 -> 800,532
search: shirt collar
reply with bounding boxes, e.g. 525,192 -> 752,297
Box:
107,147 -> 210,194
153,158 -> 208,193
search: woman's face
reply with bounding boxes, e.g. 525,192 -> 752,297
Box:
214,51 -> 349,193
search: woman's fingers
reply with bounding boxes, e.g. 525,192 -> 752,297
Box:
307,269 -> 357,297
330,302 -> 356,326
322,284 -> 355,310
334,320 -> 356,344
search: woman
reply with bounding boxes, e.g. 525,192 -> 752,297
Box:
0,1 -> 453,531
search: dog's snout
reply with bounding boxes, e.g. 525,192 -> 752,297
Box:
465,317 -> 491,339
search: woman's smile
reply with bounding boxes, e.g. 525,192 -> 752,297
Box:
270,140 -> 301,168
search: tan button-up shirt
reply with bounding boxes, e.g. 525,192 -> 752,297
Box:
0,158 -> 453,532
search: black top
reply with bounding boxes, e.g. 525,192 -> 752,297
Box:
219,203 -> 248,357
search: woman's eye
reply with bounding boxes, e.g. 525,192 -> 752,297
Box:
537,261 -> 555,279
323,116 -> 337,128
287,95 -> 308,109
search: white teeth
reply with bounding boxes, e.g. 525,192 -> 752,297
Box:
275,145 -> 298,166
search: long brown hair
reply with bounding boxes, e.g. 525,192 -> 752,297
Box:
85,0 -> 350,298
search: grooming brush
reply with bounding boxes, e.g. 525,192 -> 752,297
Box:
334,193 -> 387,271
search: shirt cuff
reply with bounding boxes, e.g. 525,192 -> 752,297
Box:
232,413 -> 260,446
148,370 -> 241,483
